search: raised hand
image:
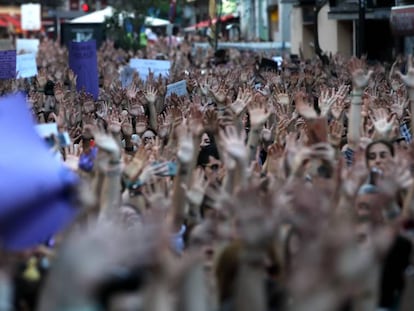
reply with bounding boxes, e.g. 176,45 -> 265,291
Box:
142,177 -> 171,210
67,68 -> 77,88
176,124 -> 194,164
328,119 -> 344,147
82,97 -> 96,114
108,110 -> 125,134
390,94 -> 409,120
261,123 -> 275,143
36,68 -> 48,89
135,114 -> 148,135
128,97 -> 144,117
348,57 -> 373,90
248,94 -> 271,128
138,162 -> 170,184
330,97 -> 346,120
370,108 -> 396,138
182,168 -> 209,206
382,158 -> 413,190
219,126 -> 247,161
340,152 -> 369,197
144,85 -> 158,104
157,113 -> 172,139
274,84 -> 290,106
203,108 -> 220,134
110,88 -> 125,106
337,84 -> 350,99
56,106 -> 68,131
397,55 -> 414,89
265,143 -> 284,175
93,128 -> 121,162
64,144 -> 81,171
121,116 -> 134,137
126,84 -> 139,100
230,86 -> 253,116
318,87 -> 337,116
169,105 -> 184,129
208,81 -> 228,104
294,91 -> 318,119
188,104 -> 204,137
54,81 -> 65,103
96,101 -> 108,118
123,146 -> 148,181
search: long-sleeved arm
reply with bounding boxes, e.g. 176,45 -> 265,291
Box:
347,90 -> 363,150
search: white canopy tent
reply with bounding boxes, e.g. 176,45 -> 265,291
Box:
70,6 -> 114,23
70,6 -> 170,27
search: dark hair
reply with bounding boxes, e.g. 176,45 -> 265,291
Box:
365,139 -> 395,165
197,131 -> 220,167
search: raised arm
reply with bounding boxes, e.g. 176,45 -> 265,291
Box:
347,58 -> 373,150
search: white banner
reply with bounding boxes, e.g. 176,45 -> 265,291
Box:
129,58 -> 170,80
16,53 -> 38,78
21,3 -> 42,31
16,39 -> 39,55
166,80 -> 187,97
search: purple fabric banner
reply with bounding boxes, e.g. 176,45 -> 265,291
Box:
68,40 -> 99,100
0,93 -> 79,251
0,50 -> 16,80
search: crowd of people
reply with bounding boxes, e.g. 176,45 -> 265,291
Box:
1,36 -> 414,311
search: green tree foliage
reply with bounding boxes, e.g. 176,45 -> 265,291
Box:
107,0 -> 170,15
105,0 -> 170,51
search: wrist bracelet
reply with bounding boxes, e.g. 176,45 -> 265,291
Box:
179,166 -> 189,176
109,160 -> 121,165
105,163 -> 122,176
352,91 -> 362,97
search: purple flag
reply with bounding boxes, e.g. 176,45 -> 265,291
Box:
68,40 -> 99,100
0,50 -> 16,80
0,93 -> 79,251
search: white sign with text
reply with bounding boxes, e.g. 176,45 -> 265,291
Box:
16,53 -> 38,78
21,3 -> 42,31
16,39 -> 40,55
129,58 -> 170,80
166,80 -> 187,97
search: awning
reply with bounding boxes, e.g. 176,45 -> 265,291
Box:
0,14 -> 22,33
70,6 -> 170,27
390,5 -> 414,36
184,14 -> 238,31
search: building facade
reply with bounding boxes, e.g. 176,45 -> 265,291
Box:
286,0 -> 399,61
239,0 -> 292,42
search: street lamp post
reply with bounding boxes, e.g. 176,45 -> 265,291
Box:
357,0 -> 365,57
214,0 -> 222,52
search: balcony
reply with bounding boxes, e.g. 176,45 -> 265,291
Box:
328,0 -> 393,19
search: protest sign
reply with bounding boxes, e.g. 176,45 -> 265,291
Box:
120,66 -> 135,88
61,23 -> 106,49
21,3 -> 42,31
16,39 -> 40,55
129,58 -> 170,80
272,56 -> 283,67
16,53 -> 38,78
0,50 -> 16,80
0,93 -> 78,250
166,80 -> 187,97
68,40 -> 99,99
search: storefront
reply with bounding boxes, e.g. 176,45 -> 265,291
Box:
390,5 -> 414,54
